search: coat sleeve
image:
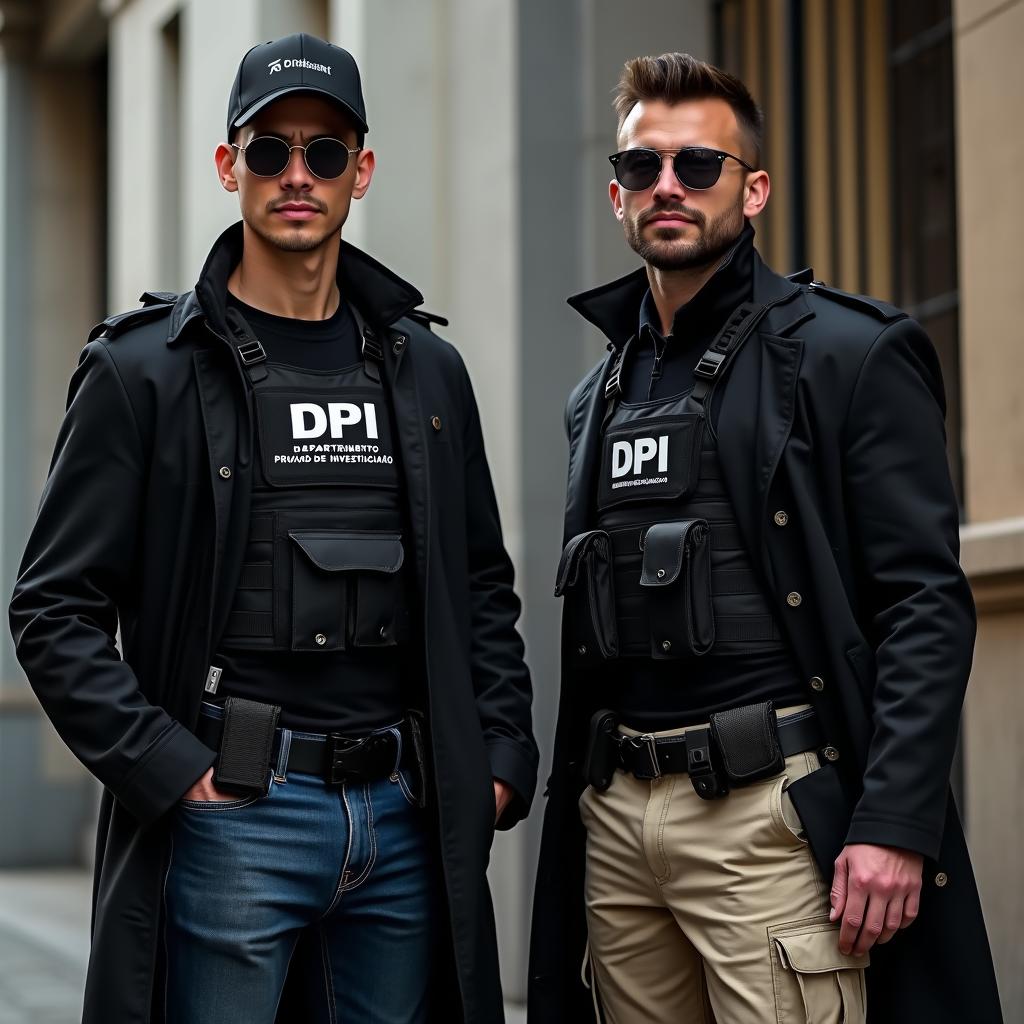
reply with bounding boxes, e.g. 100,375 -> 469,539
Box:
456,357 -> 539,829
8,341 -> 216,826
840,317 -> 975,859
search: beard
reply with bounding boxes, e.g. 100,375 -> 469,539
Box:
244,194 -> 342,253
248,218 -> 337,253
623,199 -> 745,272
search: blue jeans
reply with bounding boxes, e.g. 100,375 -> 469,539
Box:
163,728 -> 435,1024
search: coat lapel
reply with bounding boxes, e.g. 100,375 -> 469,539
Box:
383,332 -> 431,597
717,254 -> 813,567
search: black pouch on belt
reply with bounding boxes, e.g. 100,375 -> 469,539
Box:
213,697 -> 281,796
640,519 -> 714,658
709,700 -> 785,785
555,530 -> 618,662
583,709 -> 620,791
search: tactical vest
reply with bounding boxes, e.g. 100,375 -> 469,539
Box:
220,310 -> 410,655
557,302 -> 786,664
596,386 -> 784,659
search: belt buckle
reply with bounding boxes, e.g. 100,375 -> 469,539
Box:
327,733 -> 367,785
627,733 -> 661,780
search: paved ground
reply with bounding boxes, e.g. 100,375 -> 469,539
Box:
0,868 -> 527,1023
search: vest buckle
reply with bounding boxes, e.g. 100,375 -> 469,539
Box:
693,350 -> 725,380
237,338 -> 267,366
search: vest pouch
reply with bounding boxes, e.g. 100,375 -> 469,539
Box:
640,519 -> 714,658
555,530 -> 618,662
288,530 -> 407,652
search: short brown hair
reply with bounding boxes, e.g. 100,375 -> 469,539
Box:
614,53 -> 763,166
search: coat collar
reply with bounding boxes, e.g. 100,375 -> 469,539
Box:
567,234 -> 813,351
166,221 -> 425,346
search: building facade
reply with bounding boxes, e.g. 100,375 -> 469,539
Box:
0,0 -> 1019,1013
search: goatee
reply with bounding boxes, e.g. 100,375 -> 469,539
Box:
625,203 -> 745,273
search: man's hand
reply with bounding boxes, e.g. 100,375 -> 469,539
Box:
830,843 -> 923,955
494,779 -> 514,825
180,766 -> 236,803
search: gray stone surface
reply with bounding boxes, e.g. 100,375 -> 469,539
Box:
0,871 -> 88,1024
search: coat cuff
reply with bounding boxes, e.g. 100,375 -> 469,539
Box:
488,737 -> 537,831
844,812 -> 942,861
115,723 -> 218,827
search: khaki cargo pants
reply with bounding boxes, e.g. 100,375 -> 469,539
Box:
579,706 -> 868,1023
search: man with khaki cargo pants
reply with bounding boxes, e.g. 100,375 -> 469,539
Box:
528,52 -> 1001,1024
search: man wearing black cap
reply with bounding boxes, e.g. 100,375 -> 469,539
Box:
10,33 -> 537,1024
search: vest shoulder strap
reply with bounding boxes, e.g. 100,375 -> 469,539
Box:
224,307 -> 269,383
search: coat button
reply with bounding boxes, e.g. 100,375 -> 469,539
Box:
773,510 -> 789,526
392,333 -> 407,353
657,568 -> 666,579
577,644 -> 587,656
218,466 -> 232,479
935,871 -> 949,888
822,746 -> 840,762
786,591 -> 803,607
661,640 -> 672,653
314,633 -> 327,646
810,676 -> 825,692
431,415 -> 442,431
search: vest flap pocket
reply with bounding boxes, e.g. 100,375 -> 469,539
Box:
639,520 -> 707,586
288,531 -> 407,651
288,530 -> 404,573
555,530 -> 607,595
555,530 -> 618,661
640,519 -> 714,657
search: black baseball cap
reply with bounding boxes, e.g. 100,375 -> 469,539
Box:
226,33 -> 368,140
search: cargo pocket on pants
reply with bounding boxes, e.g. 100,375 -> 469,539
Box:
770,918 -> 868,1024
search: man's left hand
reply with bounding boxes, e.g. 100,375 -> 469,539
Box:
830,843 -> 923,956
493,779 -> 514,825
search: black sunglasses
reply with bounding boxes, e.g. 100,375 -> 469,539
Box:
231,136 -> 361,180
609,146 -> 755,191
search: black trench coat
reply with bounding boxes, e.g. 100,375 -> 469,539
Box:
10,223 -> 538,1024
528,249 -> 1002,1023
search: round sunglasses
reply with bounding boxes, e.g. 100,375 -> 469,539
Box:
609,146 -> 756,191
231,136 -> 361,180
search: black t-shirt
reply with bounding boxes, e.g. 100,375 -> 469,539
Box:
227,292 -> 361,368
602,226 -> 806,729
213,292 -> 410,734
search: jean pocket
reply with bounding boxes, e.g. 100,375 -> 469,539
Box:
770,918 -> 868,1023
177,792 -> 265,812
392,768 -> 420,808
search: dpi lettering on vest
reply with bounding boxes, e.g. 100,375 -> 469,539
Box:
290,402 -> 379,440
612,435 -> 669,477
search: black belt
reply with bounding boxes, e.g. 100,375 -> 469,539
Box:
197,706 -> 415,784
615,707 -> 822,781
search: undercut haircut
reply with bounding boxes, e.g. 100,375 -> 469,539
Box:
614,52 -> 764,167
